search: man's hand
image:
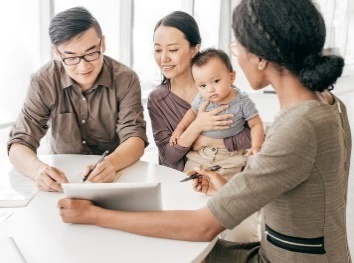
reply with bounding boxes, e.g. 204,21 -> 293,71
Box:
82,159 -> 118,183
36,165 -> 68,192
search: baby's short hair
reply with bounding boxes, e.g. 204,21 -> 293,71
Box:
191,48 -> 233,72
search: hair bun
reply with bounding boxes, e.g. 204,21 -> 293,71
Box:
300,54 -> 345,92
302,53 -> 321,70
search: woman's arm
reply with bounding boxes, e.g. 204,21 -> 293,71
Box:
147,96 -> 233,169
177,101 -> 233,147
59,200 -> 225,241
59,167 -> 228,241
147,96 -> 191,169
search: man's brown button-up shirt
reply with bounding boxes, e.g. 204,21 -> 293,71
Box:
8,56 -> 148,155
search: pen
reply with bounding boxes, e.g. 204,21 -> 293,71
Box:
81,150 -> 109,183
180,165 -> 222,182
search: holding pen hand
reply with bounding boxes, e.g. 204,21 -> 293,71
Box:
81,151 -> 117,183
82,151 -> 108,182
187,167 -> 227,196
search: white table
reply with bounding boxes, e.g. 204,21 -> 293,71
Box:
0,155 -> 217,263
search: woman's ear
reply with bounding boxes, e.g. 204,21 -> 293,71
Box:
258,57 -> 268,71
192,44 -> 201,58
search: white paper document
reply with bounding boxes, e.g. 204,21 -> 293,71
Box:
0,237 -> 26,263
0,210 -> 13,225
0,167 -> 38,208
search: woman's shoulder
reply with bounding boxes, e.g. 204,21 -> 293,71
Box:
148,84 -> 169,102
274,100 -> 341,134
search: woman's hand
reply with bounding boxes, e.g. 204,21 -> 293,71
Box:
191,101 -> 233,133
175,102 -> 234,148
187,167 -> 227,196
58,198 -> 99,224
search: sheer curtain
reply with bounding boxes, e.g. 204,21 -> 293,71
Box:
54,0 -> 120,60
132,0 -> 183,98
0,1 -> 43,125
224,0 -> 353,93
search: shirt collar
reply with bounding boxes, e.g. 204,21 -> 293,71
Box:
60,56 -> 113,90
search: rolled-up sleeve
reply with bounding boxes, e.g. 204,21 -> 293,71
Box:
8,75 -> 51,154
115,70 -> 148,146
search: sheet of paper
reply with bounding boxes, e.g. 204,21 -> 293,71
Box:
0,210 -> 13,225
0,236 -> 27,263
0,167 -> 38,208
70,172 -> 123,183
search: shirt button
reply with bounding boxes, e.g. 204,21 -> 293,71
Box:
212,148 -> 216,151
82,140 -> 86,144
81,120 -> 86,124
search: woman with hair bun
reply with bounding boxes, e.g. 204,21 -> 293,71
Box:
59,1 -> 351,262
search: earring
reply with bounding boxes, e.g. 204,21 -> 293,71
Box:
258,65 -> 263,71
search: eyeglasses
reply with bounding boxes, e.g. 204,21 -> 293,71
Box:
228,41 -> 238,57
56,39 -> 102,66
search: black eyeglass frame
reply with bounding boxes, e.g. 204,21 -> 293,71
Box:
56,38 -> 102,66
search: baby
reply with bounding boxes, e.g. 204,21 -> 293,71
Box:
170,48 -> 265,242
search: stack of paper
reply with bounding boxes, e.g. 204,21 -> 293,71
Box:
0,167 -> 38,207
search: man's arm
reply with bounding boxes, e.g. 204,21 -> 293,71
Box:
83,69 -> 148,182
9,144 -> 68,192
8,73 -> 68,192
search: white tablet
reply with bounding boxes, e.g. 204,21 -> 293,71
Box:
62,182 -> 162,212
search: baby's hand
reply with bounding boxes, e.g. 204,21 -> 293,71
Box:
169,127 -> 184,146
245,146 -> 261,156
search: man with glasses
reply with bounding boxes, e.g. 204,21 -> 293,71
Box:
8,7 -> 148,192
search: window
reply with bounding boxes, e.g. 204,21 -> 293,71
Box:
316,0 -> 354,75
193,0 -> 221,49
132,0 -> 183,98
1,0 -> 352,126
54,0 -> 120,60
0,1 -> 42,124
